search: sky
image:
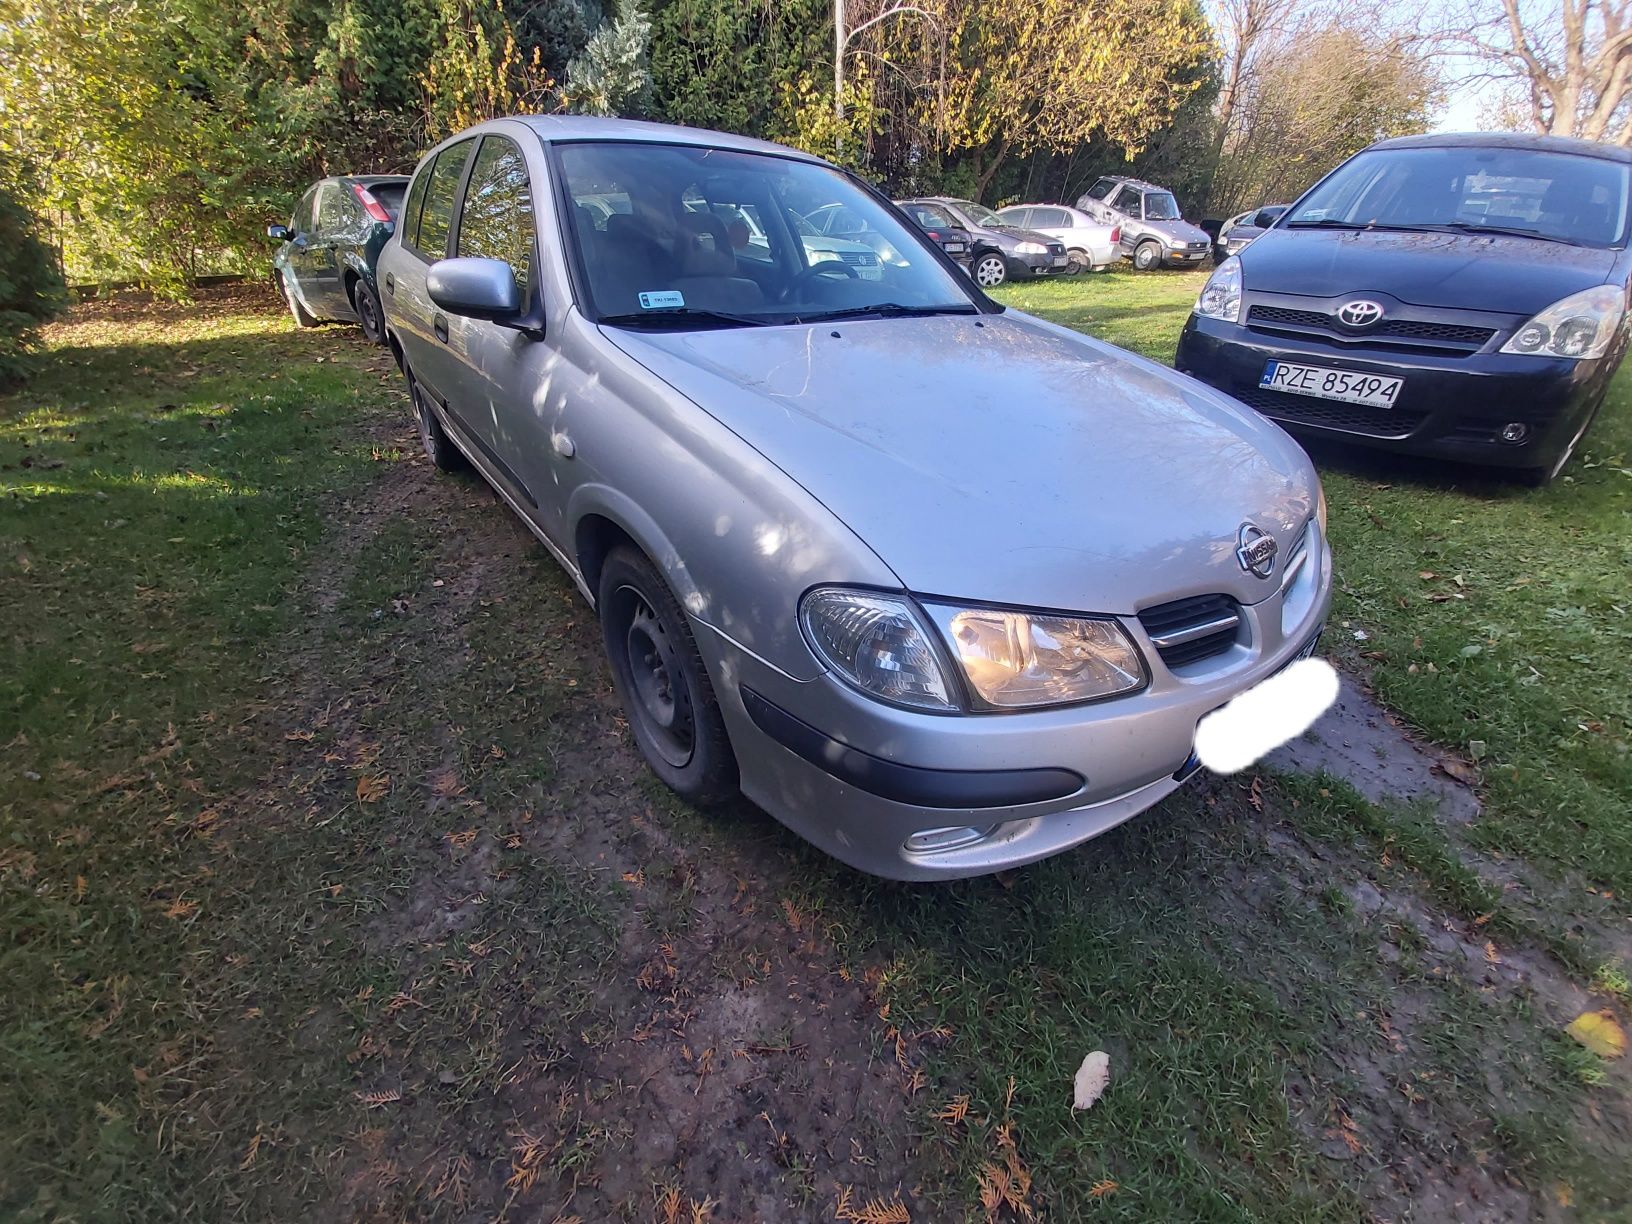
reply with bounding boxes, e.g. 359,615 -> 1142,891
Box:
1430,54 -> 1503,133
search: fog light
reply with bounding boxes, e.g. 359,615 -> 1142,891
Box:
903,825 -> 998,854
1500,422 -> 1529,444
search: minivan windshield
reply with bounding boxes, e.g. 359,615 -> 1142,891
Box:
1286,145 -> 1630,248
555,141 -> 976,326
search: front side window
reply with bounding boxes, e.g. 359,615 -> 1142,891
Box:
456,136 -> 535,294
1144,191 -> 1181,220
556,141 -> 975,324
1112,188 -> 1143,218
292,187 -> 318,234
1287,145 -> 1630,248
415,139 -> 475,258
997,207 -> 1032,228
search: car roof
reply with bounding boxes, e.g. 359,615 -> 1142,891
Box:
999,202 -> 1079,210
1368,130 -> 1632,165
1093,176 -> 1169,192
509,114 -> 830,164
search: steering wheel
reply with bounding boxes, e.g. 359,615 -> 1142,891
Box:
779,259 -> 860,301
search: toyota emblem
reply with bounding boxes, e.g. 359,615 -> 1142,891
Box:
1336,299 -> 1384,328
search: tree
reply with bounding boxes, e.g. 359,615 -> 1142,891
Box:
1451,0 -> 1632,142
0,175 -> 67,388
566,0 -> 654,116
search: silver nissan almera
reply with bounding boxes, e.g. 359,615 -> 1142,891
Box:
377,116 -> 1333,880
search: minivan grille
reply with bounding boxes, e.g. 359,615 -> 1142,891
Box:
1246,304 -> 1495,351
1138,594 -> 1241,668
1233,386 -> 1429,437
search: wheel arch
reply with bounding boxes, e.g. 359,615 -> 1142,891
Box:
570,488 -> 703,618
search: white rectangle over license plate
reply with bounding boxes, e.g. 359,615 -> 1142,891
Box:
944,242 -> 966,252
1052,255 -> 1068,266
1259,361 -> 1403,408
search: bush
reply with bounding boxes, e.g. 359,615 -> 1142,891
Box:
0,183 -> 67,388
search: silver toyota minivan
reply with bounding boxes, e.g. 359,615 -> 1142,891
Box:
377,116 -> 1332,881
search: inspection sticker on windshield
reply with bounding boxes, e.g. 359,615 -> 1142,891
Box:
638,290 -> 686,310
1260,360 -> 1403,408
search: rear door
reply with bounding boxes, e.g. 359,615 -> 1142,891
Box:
385,139 -> 478,408
302,183 -> 348,311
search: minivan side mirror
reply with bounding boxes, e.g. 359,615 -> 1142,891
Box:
428,257 -> 524,323
267,224 -> 292,242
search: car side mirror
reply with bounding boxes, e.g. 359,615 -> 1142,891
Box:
267,224 -> 292,242
428,257 -> 523,321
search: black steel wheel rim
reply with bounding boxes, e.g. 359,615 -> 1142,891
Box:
616,584 -> 695,769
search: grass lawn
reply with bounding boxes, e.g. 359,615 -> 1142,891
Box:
2,282 -> 1628,1221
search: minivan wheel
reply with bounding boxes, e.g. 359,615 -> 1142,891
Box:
598,546 -> 737,806
973,252 -> 1008,288
408,374 -> 466,472
1133,242 -> 1162,272
353,279 -> 386,345
280,273 -> 319,328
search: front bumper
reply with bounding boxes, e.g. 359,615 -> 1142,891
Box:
694,532 -> 1332,880
1011,251 -> 1072,278
1175,313 -> 1614,471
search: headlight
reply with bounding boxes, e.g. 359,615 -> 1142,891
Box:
923,603 -> 1145,710
800,589 -> 953,710
1015,241 -> 1047,255
809,248 -> 842,263
1195,256 -> 1242,322
1315,485 -> 1328,537
1501,285 -> 1624,359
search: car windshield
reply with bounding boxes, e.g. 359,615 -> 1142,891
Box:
951,199 -> 1006,227
556,142 -> 974,325
1286,145 -> 1631,248
1144,191 -> 1181,220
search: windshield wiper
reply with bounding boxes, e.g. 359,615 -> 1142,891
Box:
1285,218 -> 1412,231
598,308 -> 770,330
1415,221 -> 1584,246
792,302 -> 979,323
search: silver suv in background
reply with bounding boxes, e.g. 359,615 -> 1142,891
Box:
377,116 -> 1331,880
1077,175 -> 1213,270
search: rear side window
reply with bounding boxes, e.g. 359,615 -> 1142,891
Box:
1032,207 -> 1069,228
413,140 -> 474,258
316,184 -> 351,233
456,136 -> 535,294
908,203 -> 952,228
402,160 -> 434,249
293,187 -> 318,234
1084,179 -> 1116,201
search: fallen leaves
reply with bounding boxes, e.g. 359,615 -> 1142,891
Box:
1566,1009 -> 1627,1059
355,774 -> 390,803
834,1186 -> 911,1222
1071,1051 -> 1110,1112
354,1089 -> 403,1107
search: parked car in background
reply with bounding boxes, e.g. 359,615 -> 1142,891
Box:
268,175 -> 408,343
1216,205 -> 1287,261
896,197 -> 1069,287
1077,175 -> 1213,270
378,116 -> 1331,880
803,201 -> 913,268
896,199 -> 974,266
995,204 -> 1119,272
1177,132 -> 1632,484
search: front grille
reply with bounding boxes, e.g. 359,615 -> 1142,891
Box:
1138,593 -> 1241,668
1232,386 -> 1428,437
838,251 -> 879,267
1188,241 -> 1210,250
1246,305 -> 1495,351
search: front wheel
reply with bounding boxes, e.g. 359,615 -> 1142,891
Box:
598,547 -> 738,806
1133,242 -> 1162,272
972,252 -> 1008,288
408,370 -> 466,472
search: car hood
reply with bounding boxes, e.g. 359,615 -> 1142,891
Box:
1241,228 -> 1620,313
981,225 -> 1058,249
1147,218 -> 1212,245
603,312 -> 1317,613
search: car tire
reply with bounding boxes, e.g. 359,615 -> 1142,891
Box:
407,369 -> 467,473
353,278 -> 386,346
1133,242 -> 1162,272
280,272 -> 319,328
1066,248 -> 1091,275
973,252 -> 1008,288
598,545 -> 738,807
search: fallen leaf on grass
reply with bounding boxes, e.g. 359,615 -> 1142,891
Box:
1566,1009 -> 1627,1058
354,1089 -> 403,1107
1088,1179 -> 1118,1199
1433,758 -> 1478,787
1072,1051 -> 1110,1112
355,774 -> 390,803
933,1094 -> 971,1125
834,1186 -> 910,1223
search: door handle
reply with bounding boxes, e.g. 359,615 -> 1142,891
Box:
433,314 -> 449,343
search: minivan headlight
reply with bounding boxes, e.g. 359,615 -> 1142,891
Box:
1195,256 -> 1243,322
923,603 -> 1146,710
1501,285 -> 1624,359
800,589 -> 954,710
